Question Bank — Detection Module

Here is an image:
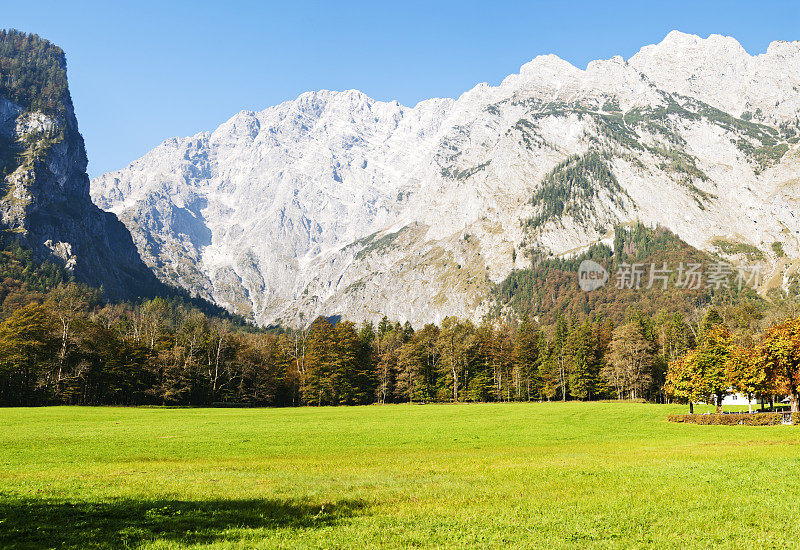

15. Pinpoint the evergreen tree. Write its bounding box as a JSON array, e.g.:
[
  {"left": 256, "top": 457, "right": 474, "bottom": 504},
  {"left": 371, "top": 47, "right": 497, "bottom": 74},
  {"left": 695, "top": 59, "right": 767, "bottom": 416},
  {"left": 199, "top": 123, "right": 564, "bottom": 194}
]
[{"left": 514, "top": 320, "right": 543, "bottom": 400}]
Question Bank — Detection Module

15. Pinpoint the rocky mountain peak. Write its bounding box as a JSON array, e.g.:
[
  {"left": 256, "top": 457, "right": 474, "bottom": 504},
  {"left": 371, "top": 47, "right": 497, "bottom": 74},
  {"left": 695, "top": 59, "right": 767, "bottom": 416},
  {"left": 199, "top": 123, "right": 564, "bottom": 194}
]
[
  {"left": 0, "top": 29, "right": 163, "bottom": 299},
  {"left": 630, "top": 32, "right": 800, "bottom": 121},
  {"left": 91, "top": 31, "right": 800, "bottom": 326}
]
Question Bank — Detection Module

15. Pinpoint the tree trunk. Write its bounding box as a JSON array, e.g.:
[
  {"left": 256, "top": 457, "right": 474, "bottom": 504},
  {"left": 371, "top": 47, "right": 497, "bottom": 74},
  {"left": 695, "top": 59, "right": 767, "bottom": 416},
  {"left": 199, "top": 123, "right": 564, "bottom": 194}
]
[
  {"left": 451, "top": 364, "right": 458, "bottom": 403},
  {"left": 689, "top": 401, "right": 694, "bottom": 414}
]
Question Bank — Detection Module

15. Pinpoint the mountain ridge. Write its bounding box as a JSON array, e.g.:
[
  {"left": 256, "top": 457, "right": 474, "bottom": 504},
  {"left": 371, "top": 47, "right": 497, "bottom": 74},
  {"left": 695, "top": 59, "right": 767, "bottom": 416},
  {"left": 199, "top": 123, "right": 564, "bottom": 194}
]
[
  {"left": 91, "top": 31, "right": 800, "bottom": 327},
  {"left": 0, "top": 29, "right": 165, "bottom": 299}
]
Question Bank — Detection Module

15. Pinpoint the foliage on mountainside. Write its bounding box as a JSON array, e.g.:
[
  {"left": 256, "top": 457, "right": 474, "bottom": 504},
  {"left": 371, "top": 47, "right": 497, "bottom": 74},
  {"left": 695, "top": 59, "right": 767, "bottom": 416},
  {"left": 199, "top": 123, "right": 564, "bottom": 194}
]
[
  {"left": 0, "top": 234, "right": 72, "bottom": 304},
  {"left": 525, "top": 150, "right": 627, "bottom": 231},
  {"left": 0, "top": 131, "right": 16, "bottom": 181},
  {"left": 0, "top": 29, "right": 69, "bottom": 116},
  {"left": 711, "top": 238, "right": 766, "bottom": 261},
  {"left": 2, "top": 217, "right": 799, "bottom": 408},
  {"left": 495, "top": 223, "right": 762, "bottom": 325}
]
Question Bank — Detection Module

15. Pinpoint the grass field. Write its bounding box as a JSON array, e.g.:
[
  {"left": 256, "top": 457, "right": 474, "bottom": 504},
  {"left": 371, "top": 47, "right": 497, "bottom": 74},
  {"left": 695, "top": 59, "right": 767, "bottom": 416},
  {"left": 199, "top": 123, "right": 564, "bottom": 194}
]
[{"left": 1, "top": 402, "right": 799, "bottom": 548}]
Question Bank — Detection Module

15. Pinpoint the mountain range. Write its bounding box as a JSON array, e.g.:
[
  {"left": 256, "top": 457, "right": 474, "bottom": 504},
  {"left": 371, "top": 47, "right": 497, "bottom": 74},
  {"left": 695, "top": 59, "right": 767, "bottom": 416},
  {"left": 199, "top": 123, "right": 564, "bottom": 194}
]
[
  {"left": 6, "top": 30, "right": 800, "bottom": 328},
  {"left": 90, "top": 31, "right": 800, "bottom": 327}
]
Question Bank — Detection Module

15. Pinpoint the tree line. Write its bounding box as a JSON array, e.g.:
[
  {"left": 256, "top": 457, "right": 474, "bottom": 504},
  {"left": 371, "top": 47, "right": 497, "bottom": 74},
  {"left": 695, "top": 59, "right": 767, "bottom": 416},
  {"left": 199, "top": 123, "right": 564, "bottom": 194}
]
[
  {"left": 2, "top": 278, "right": 800, "bottom": 408},
  {"left": 0, "top": 278, "right": 730, "bottom": 407}
]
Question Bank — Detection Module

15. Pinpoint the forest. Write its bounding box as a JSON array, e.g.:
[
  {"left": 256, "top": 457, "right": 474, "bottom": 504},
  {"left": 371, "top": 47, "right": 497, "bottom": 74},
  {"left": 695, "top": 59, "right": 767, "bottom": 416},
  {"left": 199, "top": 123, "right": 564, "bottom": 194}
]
[
  {"left": 0, "top": 222, "right": 798, "bottom": 408},
  {"left": 0, "top": 284, "right": 684, "bottom": 407},
  {"left": 0, "top": 29, "right": 70, "bottom": 116},
  {"left": 496, "top": 223, "right": 761, "bottom": 325},
  {"left": 0, "top": 265, "right": 796, "bottom": 408}
]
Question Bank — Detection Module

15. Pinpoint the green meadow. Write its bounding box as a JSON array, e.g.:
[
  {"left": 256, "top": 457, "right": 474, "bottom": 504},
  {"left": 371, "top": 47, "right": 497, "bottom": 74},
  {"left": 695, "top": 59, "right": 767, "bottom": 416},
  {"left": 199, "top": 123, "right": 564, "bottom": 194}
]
[{"left": 1, "top": 402, "right": 799, "bottom": 548}]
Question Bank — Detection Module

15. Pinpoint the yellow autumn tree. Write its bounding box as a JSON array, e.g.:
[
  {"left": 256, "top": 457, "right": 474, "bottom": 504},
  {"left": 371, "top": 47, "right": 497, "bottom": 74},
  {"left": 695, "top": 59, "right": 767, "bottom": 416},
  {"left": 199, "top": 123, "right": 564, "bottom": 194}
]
[{"left": 758, "top": 317, "right": 800, "bottom": 413}]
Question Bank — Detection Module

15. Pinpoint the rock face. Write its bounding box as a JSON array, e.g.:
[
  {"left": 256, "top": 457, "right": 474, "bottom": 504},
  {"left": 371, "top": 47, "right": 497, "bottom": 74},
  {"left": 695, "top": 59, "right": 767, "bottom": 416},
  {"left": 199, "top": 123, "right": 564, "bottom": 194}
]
[
  {"left": 0, "top": 30, "right": 160, "bottom": 298},
  {"left": 91, "top": 31, "right": 800, "bottom": 326}
]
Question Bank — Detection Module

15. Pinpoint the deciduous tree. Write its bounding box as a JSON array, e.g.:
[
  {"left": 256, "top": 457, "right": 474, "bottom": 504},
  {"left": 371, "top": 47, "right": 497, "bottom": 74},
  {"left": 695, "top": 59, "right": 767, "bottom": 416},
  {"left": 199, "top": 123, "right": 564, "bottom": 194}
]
[{"left": 758, "top": 317, "right": 800, "bottom": 413}]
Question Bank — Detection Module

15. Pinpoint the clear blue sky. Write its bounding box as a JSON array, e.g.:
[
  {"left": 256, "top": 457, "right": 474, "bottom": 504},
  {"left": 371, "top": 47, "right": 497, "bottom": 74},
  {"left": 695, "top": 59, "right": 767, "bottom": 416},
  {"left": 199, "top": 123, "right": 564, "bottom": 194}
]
[{"left": 4, "top": 0, "right": 799, "bottom": 178}]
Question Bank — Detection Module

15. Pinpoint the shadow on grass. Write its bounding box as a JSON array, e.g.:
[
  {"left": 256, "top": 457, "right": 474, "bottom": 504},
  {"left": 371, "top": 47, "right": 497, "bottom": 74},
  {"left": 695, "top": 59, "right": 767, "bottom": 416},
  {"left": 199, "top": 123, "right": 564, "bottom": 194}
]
[{"left": 0, "top": 497, "right": 368, "bottom": 549}]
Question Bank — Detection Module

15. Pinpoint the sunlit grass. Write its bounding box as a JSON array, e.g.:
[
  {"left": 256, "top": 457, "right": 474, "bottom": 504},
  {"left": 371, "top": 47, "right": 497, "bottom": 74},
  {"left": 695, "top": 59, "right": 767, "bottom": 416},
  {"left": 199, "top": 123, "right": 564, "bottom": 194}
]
[{"left": 1, "top": 402, "right": 798, "bottom": 548}]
